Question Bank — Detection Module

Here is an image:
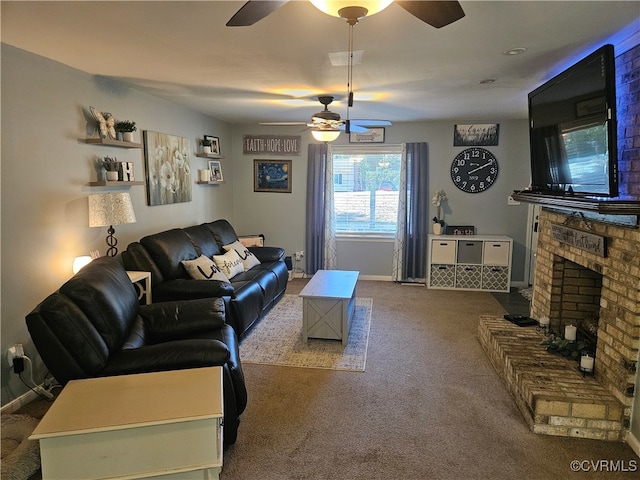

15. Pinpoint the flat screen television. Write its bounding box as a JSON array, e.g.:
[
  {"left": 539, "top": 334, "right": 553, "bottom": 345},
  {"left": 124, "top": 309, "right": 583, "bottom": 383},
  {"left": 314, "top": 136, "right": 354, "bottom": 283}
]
[{"left": 528, "top": 44, "right": 618, "bottom": 198}]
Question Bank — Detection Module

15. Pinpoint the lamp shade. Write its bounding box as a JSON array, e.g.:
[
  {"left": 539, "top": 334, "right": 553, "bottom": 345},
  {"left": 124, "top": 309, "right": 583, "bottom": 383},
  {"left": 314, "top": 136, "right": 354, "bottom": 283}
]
[
  {"left": 72, "top": 256, "right": 93, "bottom": 274},
  {"left": 311, "top": 129, "right": 341, "bottom": 142},
  {"left": 88, "top": 192, "right": 136, "bottom": 227},
  {"left": 310, "top": 0, "right": 393, "bottom": 18}
]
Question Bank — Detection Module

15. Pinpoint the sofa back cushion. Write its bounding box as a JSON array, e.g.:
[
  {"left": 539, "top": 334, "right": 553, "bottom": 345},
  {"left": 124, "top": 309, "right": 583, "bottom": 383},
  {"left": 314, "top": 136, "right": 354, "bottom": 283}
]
[
  {"left": 207, "top": 219, "right": 239, "bottom": 248},
  {"left": 140, "top": 228, "right": 199, "bottom": 280},
  {"left": 184, "top": 224, "right": 223, "bottom": 258}
]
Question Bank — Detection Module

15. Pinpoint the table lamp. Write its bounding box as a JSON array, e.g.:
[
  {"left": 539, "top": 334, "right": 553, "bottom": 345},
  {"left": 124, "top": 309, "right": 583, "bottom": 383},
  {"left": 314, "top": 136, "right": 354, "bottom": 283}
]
[{"left": 88, "top": 192, "right": 137, "bottom": 257}]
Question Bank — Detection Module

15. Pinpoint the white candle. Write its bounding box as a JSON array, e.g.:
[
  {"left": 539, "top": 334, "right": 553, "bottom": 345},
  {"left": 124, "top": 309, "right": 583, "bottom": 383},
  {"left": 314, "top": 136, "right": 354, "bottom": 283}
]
[
  {"left": 565, "top": 324, "right": 577, "bottom": 341},
  {"left": 539, "top": 316, "right": 550, "bottom": 326},
  {"left": 580, "top": 355, "right": 594, "bottom": 372}
]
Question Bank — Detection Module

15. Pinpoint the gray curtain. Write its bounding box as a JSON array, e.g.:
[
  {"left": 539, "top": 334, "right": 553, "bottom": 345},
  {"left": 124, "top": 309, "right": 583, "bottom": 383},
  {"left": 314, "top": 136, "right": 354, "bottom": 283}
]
[
  {"left": 397, "top": 142, "right": 430, "bottom": 282},
  {"left": 305, "top": 143, "right": 328, "bottom": 274}
]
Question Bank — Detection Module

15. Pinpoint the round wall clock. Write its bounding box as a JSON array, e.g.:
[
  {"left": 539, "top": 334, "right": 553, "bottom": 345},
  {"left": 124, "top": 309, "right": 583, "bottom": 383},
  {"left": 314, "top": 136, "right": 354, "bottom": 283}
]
[{"left": 450, "top": 147, "right": 499, "bottom": 193}]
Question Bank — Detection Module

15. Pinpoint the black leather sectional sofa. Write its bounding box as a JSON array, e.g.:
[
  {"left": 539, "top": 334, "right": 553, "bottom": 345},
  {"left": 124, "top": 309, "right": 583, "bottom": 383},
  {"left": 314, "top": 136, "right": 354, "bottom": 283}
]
[{"left": 122, "top": 219, "right": 289, "bottom": 339}]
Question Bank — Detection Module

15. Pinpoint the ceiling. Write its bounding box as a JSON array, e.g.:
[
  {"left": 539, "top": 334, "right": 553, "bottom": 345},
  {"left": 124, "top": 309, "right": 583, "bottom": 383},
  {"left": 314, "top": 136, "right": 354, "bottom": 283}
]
[{"left": 2, "top": 1, "right": 639, "bottom": 126}]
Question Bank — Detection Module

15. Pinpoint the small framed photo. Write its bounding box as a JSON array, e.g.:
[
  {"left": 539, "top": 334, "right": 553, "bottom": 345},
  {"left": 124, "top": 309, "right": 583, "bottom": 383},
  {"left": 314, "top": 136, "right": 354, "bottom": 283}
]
[
  {"left": 254, "top": 159, "right": 291, "bottom": 193},
  {"left": 204, "top": 135, "right": 221, "bottom": 156},
  {"left": 454, "top": 124, "right": 499, "bottom": 146},
  {"left": 208, "top": 160, "right": 223, "bottom": 183},
  {"left": 349, "top": 127, "right": 385, "bottom": 143}
]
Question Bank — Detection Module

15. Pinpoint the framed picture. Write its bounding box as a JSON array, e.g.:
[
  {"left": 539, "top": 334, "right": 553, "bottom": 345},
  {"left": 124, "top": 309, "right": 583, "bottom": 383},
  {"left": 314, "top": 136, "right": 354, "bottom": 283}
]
[
  {"left": 349, "top": 127, "right": 385, "bottom": 143},
  {"left": 208, "top": 160, "right": 223, "bottom": 183},
  {"left": 453, "top": 124, "right": 499, "bottom": 146},
  {"left": 254, "top": 159, "right": 291, "bottom": 193},
  {"left": 204, "top": 135, "right": 220, "bottom": 156},
  {"left": 143, "top": 130, "right": 192, "bottom": 206}
]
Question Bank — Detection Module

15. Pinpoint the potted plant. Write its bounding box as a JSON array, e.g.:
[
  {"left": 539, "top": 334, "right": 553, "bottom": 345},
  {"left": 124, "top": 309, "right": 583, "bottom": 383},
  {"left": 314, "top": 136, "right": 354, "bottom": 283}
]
[
  {"left": 115, "top": 120, "right": 137, "bottom": 142},
  {"left": 102, "top": 156, "right": 121, "bottom": 181},
  {"left": 201, "top": 138, "right": 213, "bottom": 155},
  {"left": 431, "top": 189, "right": 447, "bottom": 235}
]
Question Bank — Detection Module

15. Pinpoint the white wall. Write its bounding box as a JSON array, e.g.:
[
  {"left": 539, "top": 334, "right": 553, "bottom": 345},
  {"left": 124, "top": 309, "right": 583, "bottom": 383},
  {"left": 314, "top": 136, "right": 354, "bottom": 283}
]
[{"left": 1, "top": 45, "right": 234, "bottom": 405}]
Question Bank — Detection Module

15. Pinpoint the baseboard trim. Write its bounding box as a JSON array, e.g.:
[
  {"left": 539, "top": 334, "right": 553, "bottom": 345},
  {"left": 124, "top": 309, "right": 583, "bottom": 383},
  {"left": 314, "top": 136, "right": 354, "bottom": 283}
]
[{"left": 1, "top": 388, "right": 42, "bottom": 414}]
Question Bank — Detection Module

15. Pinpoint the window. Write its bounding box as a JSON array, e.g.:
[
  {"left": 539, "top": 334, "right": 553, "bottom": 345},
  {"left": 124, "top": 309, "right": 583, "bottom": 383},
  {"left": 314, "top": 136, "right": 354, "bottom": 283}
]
[{"left": 331, "top": 145, "right": 403, "bottom": 235}]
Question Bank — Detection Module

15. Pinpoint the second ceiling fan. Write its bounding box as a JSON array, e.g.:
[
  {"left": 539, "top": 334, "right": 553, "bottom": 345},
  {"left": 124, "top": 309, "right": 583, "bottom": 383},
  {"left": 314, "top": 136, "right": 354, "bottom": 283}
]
[{"left": 260, "top": 95, "right": 390, "bottom": 137}]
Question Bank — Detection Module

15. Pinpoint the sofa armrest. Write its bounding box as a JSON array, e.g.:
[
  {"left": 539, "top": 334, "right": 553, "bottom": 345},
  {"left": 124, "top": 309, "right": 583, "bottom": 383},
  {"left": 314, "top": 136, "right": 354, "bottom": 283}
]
[
  {"left": 139, "top": 297, "right": 226, "bottom": 342},
  {"left": 153, "top": 278, "right": 235, "bottom": 302},
  {"left": 249, "top": 246, "right": 285, "bottom": 263},
  {"left": 102, "top": 338, "right": 230, "bottom": 376}
]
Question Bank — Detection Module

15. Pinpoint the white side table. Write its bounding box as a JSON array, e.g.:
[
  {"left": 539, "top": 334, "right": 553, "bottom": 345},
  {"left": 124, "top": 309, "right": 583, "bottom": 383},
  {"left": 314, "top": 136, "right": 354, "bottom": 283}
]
[
  {"left": 127, "top": 270, "right": 152, "bottom": 304},
  {"left": 30, "top": 367, "right": 224, "bottom": 480}
]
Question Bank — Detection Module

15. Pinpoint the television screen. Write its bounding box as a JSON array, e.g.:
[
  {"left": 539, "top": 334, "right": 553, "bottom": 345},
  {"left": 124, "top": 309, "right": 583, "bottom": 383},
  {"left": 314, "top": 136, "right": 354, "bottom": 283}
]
[{"left": 528, "top": 44, "right": 618, "bottom": 198}]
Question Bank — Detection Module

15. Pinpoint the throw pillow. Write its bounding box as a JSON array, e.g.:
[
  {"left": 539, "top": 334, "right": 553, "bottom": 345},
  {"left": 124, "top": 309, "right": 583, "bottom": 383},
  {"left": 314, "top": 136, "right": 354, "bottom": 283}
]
[
  {"left": 213, "top": 249, "right": 245, "bottom": 279},
  {"left": 223, "top": 240, "right": 261, "bottom": 271},
  {"left": 238, "top": 235, "right": 264, "bottom": 247},
  {"left": 181, "top": 255, "right": 230, "bottom": 282}
]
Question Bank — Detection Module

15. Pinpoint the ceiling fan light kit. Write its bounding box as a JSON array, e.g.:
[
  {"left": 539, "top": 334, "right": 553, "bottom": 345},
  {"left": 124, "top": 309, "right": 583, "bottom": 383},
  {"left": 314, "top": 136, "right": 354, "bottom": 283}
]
[
  {"left": 310, "top": 1, "right": 393, "bottom": 20},
  {"left": 311, "top": 129, "right": 342, "bottom": 142}
]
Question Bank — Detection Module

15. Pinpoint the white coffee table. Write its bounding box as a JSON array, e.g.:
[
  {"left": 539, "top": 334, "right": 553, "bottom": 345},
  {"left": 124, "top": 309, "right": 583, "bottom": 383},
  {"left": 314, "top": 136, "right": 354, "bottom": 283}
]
[
  {"left": 30, "top": 367, "right": 223, "bottom": 480},
  {"left": 299, "top": 270, "right": 359, "bottom": 345}
]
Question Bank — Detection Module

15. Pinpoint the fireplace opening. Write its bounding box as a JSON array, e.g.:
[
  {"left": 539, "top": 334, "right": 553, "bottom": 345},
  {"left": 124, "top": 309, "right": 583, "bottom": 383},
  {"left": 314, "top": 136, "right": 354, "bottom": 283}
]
[{"left": 549, "top": 256, "right": 602, "bottom": 352}]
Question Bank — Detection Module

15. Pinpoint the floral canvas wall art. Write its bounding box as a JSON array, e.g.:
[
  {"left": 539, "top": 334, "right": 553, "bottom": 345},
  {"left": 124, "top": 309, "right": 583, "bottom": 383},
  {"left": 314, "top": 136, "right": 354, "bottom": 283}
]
[{"left": 143, "top": 131, "right": 192, "bottom": 206}]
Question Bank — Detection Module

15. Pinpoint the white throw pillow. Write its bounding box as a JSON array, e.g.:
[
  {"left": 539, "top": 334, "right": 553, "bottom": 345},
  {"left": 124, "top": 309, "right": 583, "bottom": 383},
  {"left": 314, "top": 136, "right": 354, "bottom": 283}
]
[
  {"left": 213, "top": 249, "right": 245, "bottom": 279},
  {"left": 223, "top": 240, "right": 261, "bottom": 271},
  {"left": 181, "top": 255, "right": 230, "bottom": 282}
]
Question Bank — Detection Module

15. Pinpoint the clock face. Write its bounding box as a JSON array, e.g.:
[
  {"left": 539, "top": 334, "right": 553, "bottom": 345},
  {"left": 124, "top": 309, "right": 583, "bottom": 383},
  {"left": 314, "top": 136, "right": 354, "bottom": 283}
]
[{"left": 450, "top": 147, "right": 499, "bottom": 193}]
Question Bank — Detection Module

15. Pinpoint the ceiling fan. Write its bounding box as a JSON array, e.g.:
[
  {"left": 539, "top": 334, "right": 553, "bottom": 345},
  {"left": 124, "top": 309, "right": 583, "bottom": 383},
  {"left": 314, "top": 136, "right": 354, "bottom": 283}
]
[
  {"left": 260, "top": 95, "right": 390, "bottom": 136},
  {"left": 226, "top": 1, "right": 465, "bottom": 29}
]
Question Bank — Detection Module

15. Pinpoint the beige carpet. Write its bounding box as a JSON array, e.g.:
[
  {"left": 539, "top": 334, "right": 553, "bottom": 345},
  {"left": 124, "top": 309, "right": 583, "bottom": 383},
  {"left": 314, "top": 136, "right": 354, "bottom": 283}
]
[
  {"left": 222, "top": 279, "right": 638, "bottom": 480},
  {"left": 240, "top": 295, "right": 373, "bottom": 371}
]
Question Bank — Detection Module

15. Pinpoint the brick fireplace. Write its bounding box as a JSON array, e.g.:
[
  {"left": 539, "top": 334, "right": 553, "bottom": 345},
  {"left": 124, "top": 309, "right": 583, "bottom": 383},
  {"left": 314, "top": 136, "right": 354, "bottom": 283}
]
[
  {"left": 531, "top": 209, "right": 640, "bottom": 412},
  {"left": 479, "top": 209, "right": 638, "bottom": 441},
  {"left": 530, "top": 209, "right": 640, "bottom": 424}
]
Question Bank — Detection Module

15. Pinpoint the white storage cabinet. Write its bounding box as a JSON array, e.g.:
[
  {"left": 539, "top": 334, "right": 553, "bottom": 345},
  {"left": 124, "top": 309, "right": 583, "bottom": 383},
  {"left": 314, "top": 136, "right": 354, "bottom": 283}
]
[{"left": 427, "top": 234, "right": 513, "bottom": 292}]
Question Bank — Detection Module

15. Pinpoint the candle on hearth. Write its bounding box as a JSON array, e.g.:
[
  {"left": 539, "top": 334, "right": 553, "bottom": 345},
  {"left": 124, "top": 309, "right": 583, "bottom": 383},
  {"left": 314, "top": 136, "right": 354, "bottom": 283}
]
[
  {"left": 539, "top": 316, "right": 550, "bottom": 327},
  {"left": 565, "top": 324, "right": 577, "bottom": 341},
  {"left": 580, "top": 354, "right": 594, "bottom": 372}
]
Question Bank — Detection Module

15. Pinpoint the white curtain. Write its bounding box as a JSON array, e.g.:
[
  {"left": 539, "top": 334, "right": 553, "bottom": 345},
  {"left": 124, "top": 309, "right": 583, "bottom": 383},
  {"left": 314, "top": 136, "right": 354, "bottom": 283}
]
[
  {"left": 392, "top": 144, "right": 408, "bottom": 281},
  {"left": 323, "top": 145, "right": 337, "bottom": 270}
]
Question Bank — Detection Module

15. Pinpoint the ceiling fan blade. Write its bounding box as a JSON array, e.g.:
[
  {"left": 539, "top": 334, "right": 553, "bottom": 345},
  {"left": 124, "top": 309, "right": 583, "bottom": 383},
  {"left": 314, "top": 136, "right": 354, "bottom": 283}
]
[
  {"left": 339, "top": 123, "right": 369, "bottom": 133},
  {"left": 226, "top": 1, "right": 289, "bottom": 26},
  {"left": 396, "top": 1, "right": 465, "bottom": 28},
  {"left": 351, "top": 119, "right": 392, "bottom": 127}
]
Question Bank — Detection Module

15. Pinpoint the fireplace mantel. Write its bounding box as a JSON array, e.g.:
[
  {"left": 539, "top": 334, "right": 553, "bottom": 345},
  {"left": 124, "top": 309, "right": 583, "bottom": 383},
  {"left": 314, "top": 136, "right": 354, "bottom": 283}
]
[{"left": 512, "top": 192, "right": 640, "bottom": 216}]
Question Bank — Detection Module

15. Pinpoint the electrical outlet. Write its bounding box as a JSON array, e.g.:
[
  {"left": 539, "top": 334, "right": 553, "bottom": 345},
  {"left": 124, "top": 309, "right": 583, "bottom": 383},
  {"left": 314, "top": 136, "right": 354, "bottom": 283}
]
[{"left": 7, "top": 344, "right": 24, "bottom": 367}]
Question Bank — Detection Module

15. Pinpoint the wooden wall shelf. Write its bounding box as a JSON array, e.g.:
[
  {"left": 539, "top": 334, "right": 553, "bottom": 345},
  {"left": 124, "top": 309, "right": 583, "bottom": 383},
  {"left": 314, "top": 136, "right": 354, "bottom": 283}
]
[
  {"left": 88, "top": 181, "right": 145, "bottom": 187},
  {"left": 195, "top": 153, "right": 224, "bottom": 159},
  {"left": 82, "top": 138, "right": 142, "bottom": 149}
]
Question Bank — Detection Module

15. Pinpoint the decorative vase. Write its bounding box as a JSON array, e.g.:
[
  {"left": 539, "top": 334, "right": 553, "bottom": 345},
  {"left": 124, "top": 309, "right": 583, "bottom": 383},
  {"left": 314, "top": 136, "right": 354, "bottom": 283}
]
[
  {"left": 433, "top": 223, "right": 442, "bottom": 235},
  {"left": 106, "top": 171, "right": 119, "bottom": 181},
  {"left": 123, "top": 132, "right": 134, "bottom": 143},
  {"left": 116, "top": 132, "right": 124, "bottom": 141},
  {"left": 203, "top": 146, "right": 212, "bottom": 155}
]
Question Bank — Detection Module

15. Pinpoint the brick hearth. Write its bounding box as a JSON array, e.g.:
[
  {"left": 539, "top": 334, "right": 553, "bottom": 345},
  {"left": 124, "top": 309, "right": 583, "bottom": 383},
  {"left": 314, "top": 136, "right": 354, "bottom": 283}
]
[{"left": 479, "top": 316, "right": 624, "bottom": 441}]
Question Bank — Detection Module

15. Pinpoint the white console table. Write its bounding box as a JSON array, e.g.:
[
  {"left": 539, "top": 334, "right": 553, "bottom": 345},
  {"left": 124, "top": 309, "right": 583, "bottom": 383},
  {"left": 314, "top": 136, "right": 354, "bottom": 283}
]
[{"left": 427, "top": 234, "right": 513, "bottom": 293}]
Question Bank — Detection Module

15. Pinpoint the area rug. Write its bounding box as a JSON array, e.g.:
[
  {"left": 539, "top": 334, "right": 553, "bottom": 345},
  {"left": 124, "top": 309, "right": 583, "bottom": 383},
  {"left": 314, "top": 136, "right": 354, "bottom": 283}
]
[{"left": 239, "top": 295, "right": 373, "bottom": 372}]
